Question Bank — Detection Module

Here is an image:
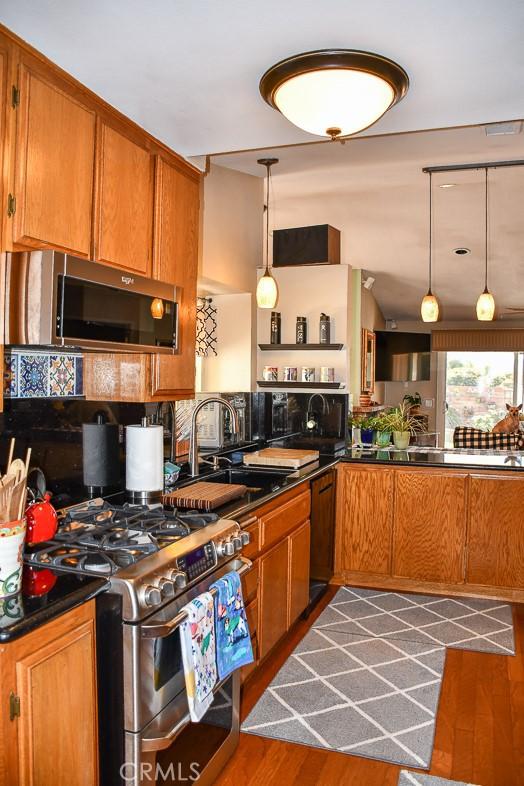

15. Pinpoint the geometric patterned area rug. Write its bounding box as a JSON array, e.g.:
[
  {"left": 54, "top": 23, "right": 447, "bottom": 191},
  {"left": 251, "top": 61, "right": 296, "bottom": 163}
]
[
  {"left": 399, "top": 771, "right": 480, "bottom": 785},
  {"left": 313, "top": 587, "right": 515, "bottom": 655},
  {"left": 242, "top": 586, "right": 515, "bottom": 769}
]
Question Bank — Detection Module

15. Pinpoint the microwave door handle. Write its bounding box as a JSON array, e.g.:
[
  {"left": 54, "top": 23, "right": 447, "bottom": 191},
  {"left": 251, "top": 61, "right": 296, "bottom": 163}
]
[{"left": 140, "top": 557, "right": 253, "bottom": 639}]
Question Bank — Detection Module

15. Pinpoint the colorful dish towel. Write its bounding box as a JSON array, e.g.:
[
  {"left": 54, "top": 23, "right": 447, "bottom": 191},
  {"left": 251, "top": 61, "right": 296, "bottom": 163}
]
[
  {"left": 211, "top": 571, "right": 254, "bottom": 680},
  {"left": 179, "top": 592, "right": 217, "bottom": 722}
]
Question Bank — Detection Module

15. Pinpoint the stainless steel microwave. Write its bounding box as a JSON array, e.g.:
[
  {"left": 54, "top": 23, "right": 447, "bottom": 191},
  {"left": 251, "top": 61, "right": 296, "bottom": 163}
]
[{"left": 4, "top": 251, "right": 179, "bottom": 353}]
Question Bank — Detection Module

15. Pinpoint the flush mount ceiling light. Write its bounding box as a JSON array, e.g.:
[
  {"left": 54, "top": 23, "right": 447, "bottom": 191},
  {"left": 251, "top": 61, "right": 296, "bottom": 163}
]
[
  {"left": 420, "top": 171, "right": 440, "bottom": 323},
  {"left": 256, "top": 157, "right": 279, "bottom": 309},
  {"left": 259, "top": 49, "right": 409, "bottom": 140}
]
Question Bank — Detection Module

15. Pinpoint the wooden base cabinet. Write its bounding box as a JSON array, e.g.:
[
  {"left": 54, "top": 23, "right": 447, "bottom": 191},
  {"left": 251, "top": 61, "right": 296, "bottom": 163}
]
[
  {"left": 335, "top": 465, "right": 393, "bottom": 575},
  {"left": 392, "top": 471, "right": 467, "bottom": 583},
  {"left": 239, "top": 486, "right": 312, "bottom": 671},
  {"left": 467, "top": 474, "right": 524, "bottom": 588},
  {"left": 259, "top": 538, "right": 290, "bottom": 658},
  {"left": 0, "top": 601, "right": 98, "bottom": 786},
  {"left": 335, "top": 462, "right": 524, "bottom": 600}
]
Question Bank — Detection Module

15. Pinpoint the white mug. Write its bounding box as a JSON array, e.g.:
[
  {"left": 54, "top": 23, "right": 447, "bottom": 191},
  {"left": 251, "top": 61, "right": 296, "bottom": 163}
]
[
  {"left": 320, "top": 367, "right": 335, "bottom": 383},
  {"left": 301, "top": 367, "right": 316, "bottom": 382}
]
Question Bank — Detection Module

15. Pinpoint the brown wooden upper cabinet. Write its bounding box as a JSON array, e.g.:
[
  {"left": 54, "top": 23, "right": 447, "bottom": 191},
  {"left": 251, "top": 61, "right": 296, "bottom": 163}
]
[
  {"left": 152, "top": 156, "right": 200, "bottom": 396},
  {"left": 94, "top": 121, "right": 154, "bottom": 275},
  {"left": 11, "top": 59, "right": 96, "bottom": 256}
]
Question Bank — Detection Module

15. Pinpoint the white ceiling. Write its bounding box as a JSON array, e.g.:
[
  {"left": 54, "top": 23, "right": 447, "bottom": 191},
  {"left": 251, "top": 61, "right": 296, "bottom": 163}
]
[
  {"left": 2, "top": 0, "right": 524, "bottom": 157},
  {"left": 212, "top": 124, "right": 524, "bottom": 321}
]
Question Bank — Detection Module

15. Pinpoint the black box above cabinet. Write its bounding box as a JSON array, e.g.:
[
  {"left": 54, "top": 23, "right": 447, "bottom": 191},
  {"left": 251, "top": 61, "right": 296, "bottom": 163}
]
[{"left": 273, "top": 224, "right": 340, "bottom": 267}]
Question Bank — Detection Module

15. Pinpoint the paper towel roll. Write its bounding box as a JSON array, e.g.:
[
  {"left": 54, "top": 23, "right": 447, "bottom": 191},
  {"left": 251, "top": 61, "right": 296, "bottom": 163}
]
[{"left": 125, "top": 423, "right": 164, "bottom": 493}]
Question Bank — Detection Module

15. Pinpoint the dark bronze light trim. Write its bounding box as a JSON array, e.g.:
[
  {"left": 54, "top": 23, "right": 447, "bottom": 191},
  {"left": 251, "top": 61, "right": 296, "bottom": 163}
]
[{"left": 260, "top": 49, "right": 409, "bottom": 120}]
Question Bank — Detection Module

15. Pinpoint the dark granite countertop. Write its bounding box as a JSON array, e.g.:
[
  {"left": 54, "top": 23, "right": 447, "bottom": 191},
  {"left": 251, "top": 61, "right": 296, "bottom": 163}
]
[
  {"left": 0, "top": 568, "right": 108, "bottom": 643},
  {"left": 338, "top": 446, "right": 524, "bottom": 472}
]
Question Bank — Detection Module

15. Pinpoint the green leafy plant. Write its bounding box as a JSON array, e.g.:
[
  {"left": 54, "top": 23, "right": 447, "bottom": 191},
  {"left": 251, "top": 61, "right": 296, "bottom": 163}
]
[
  {"left": 348, "top": 414, "right": 365, "bottom": 429},
  {"left": 359, "top": 416, "right": 376, "bottom": 431},
  {"left": 370, "top": 413, "right": 392, "bottom": 433},
  {"left": 381, "top": 403, "right": 424, "bottom": 435},
  {"left": 402, "top": 392, "right": 422, "bottom": 408}
]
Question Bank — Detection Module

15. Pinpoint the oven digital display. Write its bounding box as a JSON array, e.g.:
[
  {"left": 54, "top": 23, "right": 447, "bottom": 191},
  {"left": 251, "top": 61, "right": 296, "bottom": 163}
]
[{"left": 186, "top": 547, "right": 206, "bottom": 568}]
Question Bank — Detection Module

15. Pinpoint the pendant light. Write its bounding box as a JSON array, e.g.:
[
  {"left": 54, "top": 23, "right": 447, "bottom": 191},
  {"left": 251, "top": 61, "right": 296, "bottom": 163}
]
[
  {"left": 260, "top": 50, "right": 409, "bottom": 141},
  {"left": 421, "top": 171, "right": 439, "bottom": 322},
  {"left": 476, "top": 167, "right": 495, "bottom": 321},
  {"left": 256, "top": 158, "right": 279, "bottom": 309}
]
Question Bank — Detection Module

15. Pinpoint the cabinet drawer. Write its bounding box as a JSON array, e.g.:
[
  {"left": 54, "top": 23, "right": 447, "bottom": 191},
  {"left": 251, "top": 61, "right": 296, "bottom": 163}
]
[
  {"left": 241, "top": 520, "right": 261, "bottom": 560},
  {"left": 241, "top": 559, "right": 259, "bottom": 604},
  {"left": 260, "top": 490, "right": 311, "bottom": 551}
]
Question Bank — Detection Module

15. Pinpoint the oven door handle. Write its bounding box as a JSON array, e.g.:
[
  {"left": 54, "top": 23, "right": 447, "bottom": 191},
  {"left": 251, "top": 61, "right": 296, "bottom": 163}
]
[
  {"left": 141, "top": 713, "right": 189, "bottom": 753},
  {"left": 140, "top": 557, "right": 253, "bottom": 639}
]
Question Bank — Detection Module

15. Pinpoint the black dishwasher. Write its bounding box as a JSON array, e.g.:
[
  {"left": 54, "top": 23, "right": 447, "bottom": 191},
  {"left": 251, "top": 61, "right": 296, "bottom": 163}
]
[{"left": 305, "top": 469, "right": 336, "bottom": 615}]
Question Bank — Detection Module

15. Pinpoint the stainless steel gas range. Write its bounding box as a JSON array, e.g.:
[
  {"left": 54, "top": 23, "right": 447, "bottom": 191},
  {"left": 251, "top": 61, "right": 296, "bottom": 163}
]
[{"left": 25, "top": 499, "right": 252, "bottom": 786}]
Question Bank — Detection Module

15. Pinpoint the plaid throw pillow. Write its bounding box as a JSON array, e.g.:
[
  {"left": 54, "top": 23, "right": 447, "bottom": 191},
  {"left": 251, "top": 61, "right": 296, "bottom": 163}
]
[{"left": 453, "top": 426, "right": 522, "bottom": 450}]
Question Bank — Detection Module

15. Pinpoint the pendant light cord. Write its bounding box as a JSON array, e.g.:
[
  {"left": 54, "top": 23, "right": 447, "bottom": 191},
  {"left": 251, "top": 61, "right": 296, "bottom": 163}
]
[
  {"left": 265, "top": 163, "right": 271, "bottom": 274},
  {"left": 484, "top": 167, "right": 488, "bottom": 291},
  {"left": 428, "top": 171, "right": 433, "bottom": 292}
]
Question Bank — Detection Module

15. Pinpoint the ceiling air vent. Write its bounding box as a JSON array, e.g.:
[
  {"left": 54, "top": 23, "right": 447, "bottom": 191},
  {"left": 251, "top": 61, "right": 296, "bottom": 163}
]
[{"left": 485, "top": 122, "right": 522, "bottom": 136}]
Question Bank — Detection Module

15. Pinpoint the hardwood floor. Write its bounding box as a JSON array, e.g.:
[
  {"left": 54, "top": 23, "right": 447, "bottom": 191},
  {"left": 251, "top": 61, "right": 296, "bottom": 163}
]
[{"left": 215, "top": 587, "right": 524, "bottom": 786}]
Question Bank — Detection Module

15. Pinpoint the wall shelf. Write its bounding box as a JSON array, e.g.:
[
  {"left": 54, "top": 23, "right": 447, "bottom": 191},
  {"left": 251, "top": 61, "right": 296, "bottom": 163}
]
[
  {"left": 258, "top": 343, "right": 344, "bottom": 351},
  {"left": 257, "top": 381, "right": 344, "bottom": 389}
]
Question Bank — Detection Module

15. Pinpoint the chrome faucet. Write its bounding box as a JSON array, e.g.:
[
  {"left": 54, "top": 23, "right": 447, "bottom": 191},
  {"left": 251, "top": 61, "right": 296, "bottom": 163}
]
[{"left": 189, "top": 397, "right": 240, "bottom": 477}]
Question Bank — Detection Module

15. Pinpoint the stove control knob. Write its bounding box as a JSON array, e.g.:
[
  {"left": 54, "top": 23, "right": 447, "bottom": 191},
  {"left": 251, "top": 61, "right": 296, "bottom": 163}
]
[
  {"left": 217, "top": 539, "right": 235, "bottom": 558},
  {"left": 232, "top": 536, "right": 242, "bottom": 552},
  {"left": 240, "top": 531, "right": 250, "bottom": 546},
  {"left": 158, "top": 579, "right": 175, "bottom": 598},
  {"left": 169, "top": 570, "right": 187, "bottom": 589},
  {"left": 143, "top": 585, "right": 162, "bottom": 607}
]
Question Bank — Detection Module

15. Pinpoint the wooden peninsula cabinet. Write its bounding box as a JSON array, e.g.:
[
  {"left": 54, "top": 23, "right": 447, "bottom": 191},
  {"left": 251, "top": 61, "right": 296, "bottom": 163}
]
[
  {"left": 0, "top": 601, "right": 98, "bottom": 786},
  {"left": 335, "top": 462, "right": 524, "bottom": 602}
]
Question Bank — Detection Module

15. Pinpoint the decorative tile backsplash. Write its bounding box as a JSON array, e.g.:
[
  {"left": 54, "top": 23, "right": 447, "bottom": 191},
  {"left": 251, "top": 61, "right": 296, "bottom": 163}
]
[{"left": 3, "top": 351, "right": 84, "bottom": 399}]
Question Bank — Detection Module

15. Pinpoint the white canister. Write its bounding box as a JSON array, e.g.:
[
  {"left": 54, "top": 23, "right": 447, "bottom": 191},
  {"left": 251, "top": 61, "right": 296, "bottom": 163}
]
[
  {"left": 320, "top": 367, "right": 335, "bottom": 383},
  {"left": 126, "top": 421, "right": 164, "bottom": 500},
  {"left": 263, "top": 366, "right": 278, "bottom": 382},
  {"left": 0, "top": 520, "right": 26, "bottom": 598},
  {"left": 0, "top": 593, "right": 24, "bottom": 628},
  {"left": 301, "top": 367, "right": 316, "bottom": 383}
]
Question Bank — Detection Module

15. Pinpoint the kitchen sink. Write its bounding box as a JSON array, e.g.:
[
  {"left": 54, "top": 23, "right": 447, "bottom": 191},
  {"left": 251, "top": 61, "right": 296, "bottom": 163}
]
[{"left": 198, "top": 467, "right": 292, "bottom": 490}]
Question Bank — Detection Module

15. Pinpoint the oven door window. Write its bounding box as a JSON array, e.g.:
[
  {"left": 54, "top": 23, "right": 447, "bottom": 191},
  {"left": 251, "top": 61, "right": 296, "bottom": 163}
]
[
  {"left": 59, "top": 275, "right": 176, "bottom": 348},
  {"left": 154, "top": 628, "right": 183, "bottom": 692}
]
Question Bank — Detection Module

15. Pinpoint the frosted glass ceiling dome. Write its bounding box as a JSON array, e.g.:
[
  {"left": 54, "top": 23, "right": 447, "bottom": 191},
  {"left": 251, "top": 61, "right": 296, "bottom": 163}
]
[{"left": 260, "top": 49, "right": 409, "bottom": 140}]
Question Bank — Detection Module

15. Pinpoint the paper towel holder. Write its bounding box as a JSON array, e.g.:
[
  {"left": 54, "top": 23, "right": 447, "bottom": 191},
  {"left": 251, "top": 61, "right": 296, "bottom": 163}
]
[{"left": 125, "top": 418, "right": 164, "bottom": 504}]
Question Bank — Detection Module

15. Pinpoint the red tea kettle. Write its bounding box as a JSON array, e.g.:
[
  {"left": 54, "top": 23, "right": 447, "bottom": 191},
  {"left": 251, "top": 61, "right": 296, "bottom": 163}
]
[{"left": 25, "top": 469, "right": 58, "bottom": 544}]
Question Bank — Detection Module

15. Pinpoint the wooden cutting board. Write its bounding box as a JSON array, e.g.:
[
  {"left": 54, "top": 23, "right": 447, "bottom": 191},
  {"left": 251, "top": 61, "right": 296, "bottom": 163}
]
[
  {"left": 163, "top": 481, "right": 247, "bottom": 511},
  {"left": 243, "top": 448, "right": 319, "bottom": 469}
]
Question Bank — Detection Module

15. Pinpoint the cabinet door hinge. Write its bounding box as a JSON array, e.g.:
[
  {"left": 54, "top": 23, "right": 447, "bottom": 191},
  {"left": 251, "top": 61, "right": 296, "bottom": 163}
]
[
  {"left": 11, "top": 85, "right": 20, "bottom": 109},
  {"left": 9, "top": 692, "right": 20, "bottom": 721},
  {"left": 7, "top": 193, "right": 16, "bottom": 218}
]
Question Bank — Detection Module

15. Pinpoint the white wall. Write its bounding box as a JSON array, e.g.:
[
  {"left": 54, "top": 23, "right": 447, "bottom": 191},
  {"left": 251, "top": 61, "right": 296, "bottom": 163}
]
[
  {"left": 200, "top": 163, "right": 263, "bottom": 295},
  {"left": 257, "top": 265, "right": 351, "bottom": 392},
  {"left": 198, "top": 293, "right": 253, "bottom": 392}
]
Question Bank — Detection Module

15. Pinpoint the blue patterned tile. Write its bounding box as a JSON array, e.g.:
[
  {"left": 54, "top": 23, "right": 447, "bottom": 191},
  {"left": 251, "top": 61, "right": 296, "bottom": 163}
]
[
  {"left": 4, "top": 351, "right": 84, "bottom": 399},
  {"left": 49, "top": 355, "right": 76, "bottom": 396},
  {"left": 3, "top": 353, "right": 18, "bottom": 397},
  {"left": 19, "top": 354, "right": 49, "bottom": 397}
]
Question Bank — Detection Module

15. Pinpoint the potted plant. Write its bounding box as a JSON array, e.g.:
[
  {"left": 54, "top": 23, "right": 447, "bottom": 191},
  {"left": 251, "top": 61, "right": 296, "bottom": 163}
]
[
  {"left": 372, "top": 413, "right": 392, "bottom": 447},
  {"left": 381, "top": 403, "right": 421, "bottom": 450},
  {"left": 348, "top": 414, "right": 364, "bottom": 445},
  {"left": 403, "top": 392, "right": 422, "bottom": 416},
  {"left": 359, "top": 416, "right": 375, "bottom": 445}
]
